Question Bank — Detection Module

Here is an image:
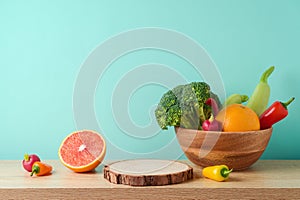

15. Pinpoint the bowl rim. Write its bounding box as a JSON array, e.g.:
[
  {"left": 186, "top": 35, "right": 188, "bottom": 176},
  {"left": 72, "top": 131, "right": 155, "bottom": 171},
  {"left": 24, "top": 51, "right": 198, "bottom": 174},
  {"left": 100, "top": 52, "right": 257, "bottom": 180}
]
[{"left": 174, "top": 126, "right": 273, "bottom": 134}]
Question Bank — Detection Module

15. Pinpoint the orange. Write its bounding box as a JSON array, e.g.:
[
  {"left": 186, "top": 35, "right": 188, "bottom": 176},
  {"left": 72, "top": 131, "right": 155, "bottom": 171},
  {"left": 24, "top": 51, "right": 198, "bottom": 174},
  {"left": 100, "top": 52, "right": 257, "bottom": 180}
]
[
  {"left": 58, "top": 130, "right": 106, "bottom": 172},
  {"left": 215, "top": 104, "right": 260, "bottom": 132}
]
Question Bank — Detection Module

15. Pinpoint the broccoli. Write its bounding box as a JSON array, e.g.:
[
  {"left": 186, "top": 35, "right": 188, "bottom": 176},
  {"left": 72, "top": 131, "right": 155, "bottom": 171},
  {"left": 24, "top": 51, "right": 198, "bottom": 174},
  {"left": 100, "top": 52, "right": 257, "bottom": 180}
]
[{"left": 155, "top": 82, "right": 221, "bottom": 130}]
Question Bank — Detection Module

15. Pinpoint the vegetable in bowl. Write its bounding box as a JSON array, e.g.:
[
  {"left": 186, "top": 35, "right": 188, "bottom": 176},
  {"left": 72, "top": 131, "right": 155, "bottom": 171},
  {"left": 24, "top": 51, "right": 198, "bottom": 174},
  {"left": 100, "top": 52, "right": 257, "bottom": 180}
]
[{"left": 155, "top": 82, "right": 221, "bottom": 130}]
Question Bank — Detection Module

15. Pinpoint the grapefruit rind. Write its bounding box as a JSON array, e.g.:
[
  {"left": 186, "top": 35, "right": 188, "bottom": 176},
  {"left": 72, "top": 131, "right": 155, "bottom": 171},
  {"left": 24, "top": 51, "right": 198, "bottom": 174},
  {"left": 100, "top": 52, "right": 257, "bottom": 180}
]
[{"left": 58, "top": 130, "right": 106, "bottom": 173}]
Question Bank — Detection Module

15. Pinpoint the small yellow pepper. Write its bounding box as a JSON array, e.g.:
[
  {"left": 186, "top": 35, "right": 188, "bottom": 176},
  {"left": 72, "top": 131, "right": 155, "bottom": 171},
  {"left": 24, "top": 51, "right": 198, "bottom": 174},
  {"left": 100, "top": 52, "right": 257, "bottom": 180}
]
[{"left": 202, "top": 165, "right": 232, "bottom": 182}]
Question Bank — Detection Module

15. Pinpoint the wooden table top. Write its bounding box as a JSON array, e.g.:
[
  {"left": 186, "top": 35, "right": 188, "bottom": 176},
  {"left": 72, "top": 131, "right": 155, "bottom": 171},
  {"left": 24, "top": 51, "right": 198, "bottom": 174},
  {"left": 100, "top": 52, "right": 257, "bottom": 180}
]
[{"left": 1, "top": 160, "right": 299, "bottom": 199}]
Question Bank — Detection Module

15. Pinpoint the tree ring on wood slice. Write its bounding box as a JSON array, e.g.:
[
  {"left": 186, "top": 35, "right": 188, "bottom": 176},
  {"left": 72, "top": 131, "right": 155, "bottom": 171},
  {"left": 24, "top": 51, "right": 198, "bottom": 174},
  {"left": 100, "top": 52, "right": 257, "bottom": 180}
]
[{"left": 103, "top": 159, "right": 193, "bottom": 186}]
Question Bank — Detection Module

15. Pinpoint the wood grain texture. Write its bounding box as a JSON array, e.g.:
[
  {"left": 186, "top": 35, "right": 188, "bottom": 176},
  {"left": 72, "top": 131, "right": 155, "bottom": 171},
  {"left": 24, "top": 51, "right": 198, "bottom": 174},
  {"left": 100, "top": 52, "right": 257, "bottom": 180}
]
[
  {"left": 1, "top": 160, "right": 300, "bottom": 199},
  {"left": 103, "top": 159, "right": 193, "bottom": 186},
  {"left": 175, "top": 127, "right": 273, "bottom": 170},
  {"left": 1, "top": 188, "right": 300, "bottom": 200}
]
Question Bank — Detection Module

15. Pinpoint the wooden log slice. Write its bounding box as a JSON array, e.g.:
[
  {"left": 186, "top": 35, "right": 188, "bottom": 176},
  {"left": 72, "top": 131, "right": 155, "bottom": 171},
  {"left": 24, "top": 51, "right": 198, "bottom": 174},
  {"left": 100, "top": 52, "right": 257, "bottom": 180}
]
[{"left": 103, "top": 159, "right": 193, "bottom": 186}]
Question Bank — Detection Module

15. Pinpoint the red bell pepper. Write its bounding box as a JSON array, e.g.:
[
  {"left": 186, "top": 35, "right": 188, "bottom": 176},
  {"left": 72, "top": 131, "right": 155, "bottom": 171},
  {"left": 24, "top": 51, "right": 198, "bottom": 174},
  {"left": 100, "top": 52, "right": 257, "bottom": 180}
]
[{"left": 259, "top": 97, "right": 295, "bottom": 129}]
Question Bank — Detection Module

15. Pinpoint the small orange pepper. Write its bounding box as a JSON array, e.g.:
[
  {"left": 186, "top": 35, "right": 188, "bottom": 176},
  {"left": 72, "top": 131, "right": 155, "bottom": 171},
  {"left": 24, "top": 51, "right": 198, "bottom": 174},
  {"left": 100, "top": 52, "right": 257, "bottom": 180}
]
[{"left": 30, "top": 162, "right": 53, "bottom": 176}]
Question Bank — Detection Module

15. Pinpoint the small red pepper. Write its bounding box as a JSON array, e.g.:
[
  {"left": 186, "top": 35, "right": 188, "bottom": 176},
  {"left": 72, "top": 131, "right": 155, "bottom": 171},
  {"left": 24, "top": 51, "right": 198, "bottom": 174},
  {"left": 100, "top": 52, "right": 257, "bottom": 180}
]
[{"left": 259, "top": 97, "right": 295, "bottom": 130}]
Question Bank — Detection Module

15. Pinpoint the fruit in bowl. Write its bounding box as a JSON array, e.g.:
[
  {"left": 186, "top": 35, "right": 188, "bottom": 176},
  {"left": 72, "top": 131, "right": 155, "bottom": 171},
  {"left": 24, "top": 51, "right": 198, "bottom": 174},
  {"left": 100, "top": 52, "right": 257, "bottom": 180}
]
[
  {"left": 175, "top": 126, "right": 273, "bottom": 170},
  {"left": 175, "top": 103, "right": 272, "bottom": 170},
  {"left": 155, "top": 67, "right": 294, "bottom": 171}
]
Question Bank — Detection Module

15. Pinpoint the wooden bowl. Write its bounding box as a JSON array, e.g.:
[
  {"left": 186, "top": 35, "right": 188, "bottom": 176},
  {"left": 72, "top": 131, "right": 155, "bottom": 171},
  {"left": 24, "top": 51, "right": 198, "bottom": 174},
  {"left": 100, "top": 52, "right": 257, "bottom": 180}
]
[{"left": 175, "top": 127, "right": 272, "bottom": 170}]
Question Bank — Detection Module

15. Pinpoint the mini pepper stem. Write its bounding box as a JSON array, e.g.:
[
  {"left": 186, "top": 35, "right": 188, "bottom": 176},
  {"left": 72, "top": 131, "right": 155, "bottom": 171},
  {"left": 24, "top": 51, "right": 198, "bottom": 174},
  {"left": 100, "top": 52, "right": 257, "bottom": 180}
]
[
  {"left": 30, "top": 165, "right": 40, "bottom": 176},
  {"left": 221, "top": 168, "right": 233, "bottom": 178},
  {"left": 281, "top": 97, "right": 295, "bottom": 109}
]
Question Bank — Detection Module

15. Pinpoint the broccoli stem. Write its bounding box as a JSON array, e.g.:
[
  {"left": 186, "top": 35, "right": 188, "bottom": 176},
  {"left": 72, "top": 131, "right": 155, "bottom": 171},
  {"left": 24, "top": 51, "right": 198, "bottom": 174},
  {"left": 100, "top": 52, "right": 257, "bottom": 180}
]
[{"left": 198, "top": 106, "right": 206, "bottom": 125}]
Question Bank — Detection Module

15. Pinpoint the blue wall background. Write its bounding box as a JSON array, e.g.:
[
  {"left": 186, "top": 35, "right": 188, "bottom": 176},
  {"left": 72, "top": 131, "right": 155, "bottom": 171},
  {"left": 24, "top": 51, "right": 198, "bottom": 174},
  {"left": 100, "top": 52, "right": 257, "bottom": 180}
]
[{"left": 1, "top": 0, "right": 299, "bottom": 160}]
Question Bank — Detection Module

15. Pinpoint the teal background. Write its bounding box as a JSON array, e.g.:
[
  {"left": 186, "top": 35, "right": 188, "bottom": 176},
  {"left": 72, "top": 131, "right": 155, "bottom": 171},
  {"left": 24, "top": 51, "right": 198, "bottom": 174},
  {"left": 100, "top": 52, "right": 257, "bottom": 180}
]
[{"left": 1, "top": 0, "right": 299, "bottom": 160}]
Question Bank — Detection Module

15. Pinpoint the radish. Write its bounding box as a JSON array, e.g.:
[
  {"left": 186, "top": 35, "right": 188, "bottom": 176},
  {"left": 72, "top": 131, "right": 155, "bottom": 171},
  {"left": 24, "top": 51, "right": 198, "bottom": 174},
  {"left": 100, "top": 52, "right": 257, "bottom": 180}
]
[{"left": 22, "top": 154, "right": 41, "bottom": 172}]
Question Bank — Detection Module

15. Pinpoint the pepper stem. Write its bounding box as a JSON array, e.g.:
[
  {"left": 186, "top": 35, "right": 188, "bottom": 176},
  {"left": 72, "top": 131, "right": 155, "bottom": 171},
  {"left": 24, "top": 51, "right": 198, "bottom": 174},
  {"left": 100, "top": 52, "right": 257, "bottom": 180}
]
[
  {"left": 221, "top": 168, "right": 233, "bottom": 178},
  {"left": 260, "top": 66, "right": 275, "bottom": 83},
  {"left": 281, "top": 97, "right": 295, "bottom": 109},
  {"left": 24, "top": 154, "right": 29, "bottom": 162},
  {"left": 30, "top": 165, "right": 40, "bottom": 176}
]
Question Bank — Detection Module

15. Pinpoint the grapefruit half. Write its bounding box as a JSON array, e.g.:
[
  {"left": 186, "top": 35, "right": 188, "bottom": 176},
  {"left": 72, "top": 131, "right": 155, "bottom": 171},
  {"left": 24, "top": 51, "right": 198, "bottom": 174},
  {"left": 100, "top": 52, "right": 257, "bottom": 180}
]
[{"left": 58, "top": 130, "right": 106, "bottom": 172}]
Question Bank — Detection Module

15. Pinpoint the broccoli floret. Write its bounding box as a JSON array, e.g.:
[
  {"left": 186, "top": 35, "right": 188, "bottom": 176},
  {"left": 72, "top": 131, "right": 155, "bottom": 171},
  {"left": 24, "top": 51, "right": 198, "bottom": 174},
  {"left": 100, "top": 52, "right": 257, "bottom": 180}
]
[
  {"left": 155, "top": 82, "right": 221, "bottom": 130},
  {"left": 155, "top": 90, "right": 179, "bottom": 129}
]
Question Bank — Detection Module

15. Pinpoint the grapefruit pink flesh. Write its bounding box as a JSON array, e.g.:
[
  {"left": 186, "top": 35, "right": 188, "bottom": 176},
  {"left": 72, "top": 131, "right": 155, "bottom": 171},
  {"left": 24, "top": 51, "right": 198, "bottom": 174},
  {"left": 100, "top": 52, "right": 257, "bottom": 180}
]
[{"left": 59, "top": 130, "right": 106, "bottom": 171}]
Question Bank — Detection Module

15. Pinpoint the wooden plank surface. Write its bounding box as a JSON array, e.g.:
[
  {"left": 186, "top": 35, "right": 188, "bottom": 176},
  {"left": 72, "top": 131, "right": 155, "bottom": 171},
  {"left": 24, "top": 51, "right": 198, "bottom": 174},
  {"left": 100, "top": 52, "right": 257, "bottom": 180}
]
[{"left": 0, "top": 160, "right": 300, "bottom": 199}]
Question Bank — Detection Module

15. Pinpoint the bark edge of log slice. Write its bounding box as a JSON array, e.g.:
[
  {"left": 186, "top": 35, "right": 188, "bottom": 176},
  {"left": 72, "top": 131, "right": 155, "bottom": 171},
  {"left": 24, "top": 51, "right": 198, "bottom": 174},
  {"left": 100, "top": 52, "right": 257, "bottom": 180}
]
[{"left": 103, "top": 159, "right": 193, "bottom": 186}]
